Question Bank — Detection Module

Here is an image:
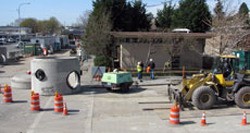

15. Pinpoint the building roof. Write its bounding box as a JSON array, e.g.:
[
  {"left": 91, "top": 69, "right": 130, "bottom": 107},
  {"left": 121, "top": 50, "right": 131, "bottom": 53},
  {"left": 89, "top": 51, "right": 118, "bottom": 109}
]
[
  {"left": 110, "top": 32, "right": 214, "bottom": 39},
  {"left": 0, "top": 26, "right": 31, "bottom": 30}
]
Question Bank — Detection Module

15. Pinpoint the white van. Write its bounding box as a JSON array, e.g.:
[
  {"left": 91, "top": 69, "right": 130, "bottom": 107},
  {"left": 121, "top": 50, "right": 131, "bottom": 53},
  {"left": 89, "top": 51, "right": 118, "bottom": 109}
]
[{"left": 172, "top": 28, "right": 191, "bottom": 33}]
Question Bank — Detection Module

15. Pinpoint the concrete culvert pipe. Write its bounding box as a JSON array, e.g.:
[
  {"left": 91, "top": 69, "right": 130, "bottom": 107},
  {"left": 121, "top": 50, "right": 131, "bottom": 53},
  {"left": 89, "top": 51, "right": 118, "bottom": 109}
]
[
  {"left": 11, "top": 73, "right": 31, "bottom": 90},
  {"left": 31, "top": 56, "right": 81, "bottom": 96}
]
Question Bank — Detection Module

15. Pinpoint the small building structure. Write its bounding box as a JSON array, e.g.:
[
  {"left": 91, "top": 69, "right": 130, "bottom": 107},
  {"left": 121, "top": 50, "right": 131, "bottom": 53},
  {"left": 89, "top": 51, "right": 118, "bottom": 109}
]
[{"left": 111, "top": 32, "right": 213, "bottom": 70}]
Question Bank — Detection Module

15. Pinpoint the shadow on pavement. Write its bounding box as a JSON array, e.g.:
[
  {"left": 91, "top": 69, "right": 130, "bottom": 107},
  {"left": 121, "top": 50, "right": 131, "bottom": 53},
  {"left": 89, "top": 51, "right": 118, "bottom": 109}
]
[
  {"left": 143, "top": 107, "right": 171, "bottom": 111},
  {"left": 68, "top": 109, "right": 80, "bottom": 113},
  {"left": 212, "top": 100, "right": 236, "bottom": 109},
  {"left": 77, "top": 85, "right": 146, "bottom": 95},
  {"left": 41, "top": 108, "right": 54, "bottom": 112},
  {"left": 180, "top": 121, "right": 196, "bottom": 125},
  {"left": 12, "top": 100, "right": 28, "bottom": 104},
  {"left": 4, "top": 60, "right": 24, "bottom": 66},
  {"left": 120, "top": 87, "right": 146, "bottom": 94}
]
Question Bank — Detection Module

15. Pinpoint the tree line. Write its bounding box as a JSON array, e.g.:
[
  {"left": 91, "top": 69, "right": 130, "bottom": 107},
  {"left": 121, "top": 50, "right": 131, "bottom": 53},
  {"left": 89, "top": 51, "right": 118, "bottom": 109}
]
[
  {"left": 82, "top": 0, "right": 250, "bottom": 66},
  {"left": 20, "top": 17, "right": 61, "bottom": 35},
  {"left": 19, "top": 0, "right": 250, "bottom": 65},
  {"left": 20, "top": 0, "right": 250, "bottom": 35}
]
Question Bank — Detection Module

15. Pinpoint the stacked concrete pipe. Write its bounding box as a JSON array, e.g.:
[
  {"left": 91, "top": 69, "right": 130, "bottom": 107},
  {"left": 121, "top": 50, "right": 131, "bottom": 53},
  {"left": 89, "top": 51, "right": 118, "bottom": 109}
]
[
  {"left": 11, "top": 73, "right": 31, "bottom": 90},
  {"left": 31, "top": 56, "right": 81, "bottom": 96}
]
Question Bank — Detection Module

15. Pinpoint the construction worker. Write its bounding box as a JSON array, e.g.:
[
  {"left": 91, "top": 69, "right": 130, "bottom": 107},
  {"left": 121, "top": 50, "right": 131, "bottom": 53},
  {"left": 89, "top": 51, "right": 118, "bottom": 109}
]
[
  {"left": 137, "top": 61, "right": 143, "bottom": 82},
  {"left": 222, "top": 58, "right": 233, "bottom": 79},
  {"left": 77, "top": 47, "right": 83, "bottom": 62},
  {"left": 147, "top": 58, "right": 155, "bottom": 79}
]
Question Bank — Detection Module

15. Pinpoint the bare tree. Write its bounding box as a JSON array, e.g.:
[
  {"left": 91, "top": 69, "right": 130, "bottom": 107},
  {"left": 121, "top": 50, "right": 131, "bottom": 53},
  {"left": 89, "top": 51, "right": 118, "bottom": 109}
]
[
  {"left": 206, "top": 0, "right": 250, "bottom": 55},
  {"left": 145, "top": 34, "right": 202, "bottom": 70},
  {"left": 74, "top": 11, "right": 91, "bottom": 29},
  {"left": 163, "top": 37, "right": 201, "bottom": 69}
]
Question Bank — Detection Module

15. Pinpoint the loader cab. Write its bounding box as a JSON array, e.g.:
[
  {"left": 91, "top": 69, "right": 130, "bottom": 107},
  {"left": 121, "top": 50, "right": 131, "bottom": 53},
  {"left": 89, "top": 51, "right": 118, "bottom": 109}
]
[
  {"left": 212, "top": 55, "right": 239, "bottom": 87},
  {"left": 212, "top": 55, "right": 239, "bottom": 76}
]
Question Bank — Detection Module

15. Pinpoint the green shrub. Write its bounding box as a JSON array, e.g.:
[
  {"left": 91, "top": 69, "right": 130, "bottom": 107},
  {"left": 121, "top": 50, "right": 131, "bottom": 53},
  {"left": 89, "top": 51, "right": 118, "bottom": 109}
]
[{"left": 94, "top": 55, "right": 112, "bottom": 67}]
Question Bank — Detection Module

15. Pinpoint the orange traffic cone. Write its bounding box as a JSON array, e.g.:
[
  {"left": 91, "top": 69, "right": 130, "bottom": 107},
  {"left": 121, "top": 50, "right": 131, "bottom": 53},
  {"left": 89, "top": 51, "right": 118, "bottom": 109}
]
[
  {"left": 169, "top": 102, "right": 180, "bottom": 125},
  {"left": 30, "top": 92, "right": 40, "bottom": 111},
  {"left": 63, "top": 103, "right": 68, "bottom": 116},
  {"left": 241, "top": 111, "right": 247, "bottom": 126},
  {"left": 201, "top": 112, "right": 207, "bottom": 126},
  {"left": 3, "top": 84, "right": 13, "bottom": 103},
  {"left": 54, "top": 92, "right": 63, "bottom": 113}
]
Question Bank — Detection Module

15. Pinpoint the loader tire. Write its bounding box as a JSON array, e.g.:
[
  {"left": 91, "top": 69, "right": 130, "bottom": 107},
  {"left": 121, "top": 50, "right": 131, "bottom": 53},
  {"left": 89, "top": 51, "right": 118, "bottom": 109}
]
[
  {"left": 192, "top": 86, "right": 216, "bottom": 110},
  {"left": 120, "top": 82, "right": 132, "bottom": 93},
  {"left": 235, "top": 86, "right": 250, "bottom": 108}
]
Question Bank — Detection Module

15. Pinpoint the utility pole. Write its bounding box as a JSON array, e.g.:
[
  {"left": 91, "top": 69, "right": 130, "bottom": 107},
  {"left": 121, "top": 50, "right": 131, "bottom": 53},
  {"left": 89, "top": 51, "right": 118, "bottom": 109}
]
[{"left": 17, "top": 2, "right": 30, "bottom": 42}]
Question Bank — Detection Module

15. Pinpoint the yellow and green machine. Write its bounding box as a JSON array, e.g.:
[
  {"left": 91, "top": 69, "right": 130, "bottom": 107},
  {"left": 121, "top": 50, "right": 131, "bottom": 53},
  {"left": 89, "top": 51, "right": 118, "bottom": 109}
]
[
  {"left": 234, "top": 50, "right": 250, "bottom": 72},
  {"left": 101, "top": 71, "right": 133, "bottom": 93},
  {"left": 168, "top": 54, "right": 250, "bottom": 110}
]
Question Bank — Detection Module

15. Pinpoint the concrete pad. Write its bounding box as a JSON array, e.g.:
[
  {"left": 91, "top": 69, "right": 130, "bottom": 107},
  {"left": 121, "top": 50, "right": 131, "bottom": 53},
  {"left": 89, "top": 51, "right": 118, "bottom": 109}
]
[{"left": 1, "top": 51, "right": 250, "bottom": 133}]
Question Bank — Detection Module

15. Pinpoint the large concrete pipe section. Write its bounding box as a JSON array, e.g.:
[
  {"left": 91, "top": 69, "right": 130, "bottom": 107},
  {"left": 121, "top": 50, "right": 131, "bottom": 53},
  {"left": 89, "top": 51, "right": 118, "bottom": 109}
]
[
  {"left": 31, "top": 57, "right": 81, "bottom": 96},
  {"left": 11, "top": 73, "right": 31, "bottom": 90}
]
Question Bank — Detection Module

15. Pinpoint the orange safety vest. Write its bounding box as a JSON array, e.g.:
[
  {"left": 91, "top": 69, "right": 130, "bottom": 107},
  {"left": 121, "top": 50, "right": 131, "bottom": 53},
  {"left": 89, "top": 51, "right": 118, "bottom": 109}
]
[{"left": 146, "top": 66, "right": 150, "bottom": 73}]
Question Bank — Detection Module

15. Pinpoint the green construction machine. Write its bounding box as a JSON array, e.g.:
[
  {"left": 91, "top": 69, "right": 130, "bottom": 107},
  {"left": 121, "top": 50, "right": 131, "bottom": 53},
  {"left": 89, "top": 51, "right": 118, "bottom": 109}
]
[
  {"left": 168, "top": 55, "right": 250, "bottom": 110},
  {"left": 101, "top": 71, "right": 133, "bottom": 93},
  {"left": 234, "top": 50, "right": 250, "bottom": 71}
]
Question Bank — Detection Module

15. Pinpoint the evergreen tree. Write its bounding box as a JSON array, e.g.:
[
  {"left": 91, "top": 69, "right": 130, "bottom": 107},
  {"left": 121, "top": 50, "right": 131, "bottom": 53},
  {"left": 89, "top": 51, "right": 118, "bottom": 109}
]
[
  {"left": 130, "top": 0, "right": 151, "bottom": 31},
  {"left": 172, "top": 0, "right": 211, "bottom": 32},
  {"left": 239, "top": 2, "right": 249, "bottom": 16},
  {"left": 92, "top": 0, "right": 151, "bottom": 31},
  {"left": 155, "top": 1, "right": 175, "bottom": 31},
  {"left": 239, "top": 2, "right": 249, "bottom": 25},
  {"left": 214, "top": 0, "right": 224, "bottom": 19}
]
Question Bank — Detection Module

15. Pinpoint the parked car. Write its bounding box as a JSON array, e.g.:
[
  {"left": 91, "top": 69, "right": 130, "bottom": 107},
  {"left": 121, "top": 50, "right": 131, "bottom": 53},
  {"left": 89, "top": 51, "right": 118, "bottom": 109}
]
[
  {"left": 16, "top": 41, "right": 25, "bottom": 48},
  {"left": 0, "top": 38, "right": 7, "bottom": 45},
  {"left": 7, "top": 38, "right": 15, "bottom": 43}
]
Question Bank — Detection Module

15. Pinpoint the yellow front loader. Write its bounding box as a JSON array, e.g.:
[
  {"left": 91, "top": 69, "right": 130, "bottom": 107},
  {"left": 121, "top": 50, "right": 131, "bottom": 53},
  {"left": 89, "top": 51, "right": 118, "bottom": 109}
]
[{"left": 168, "top": 55, "right": 250, "bottom": 110}]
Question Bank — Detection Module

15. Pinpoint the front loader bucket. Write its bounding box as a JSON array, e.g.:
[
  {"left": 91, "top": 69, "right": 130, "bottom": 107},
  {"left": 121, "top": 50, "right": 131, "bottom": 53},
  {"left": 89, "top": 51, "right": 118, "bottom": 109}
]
[{"left": 167, "top": 84, "right": 185, "bottom": 110}]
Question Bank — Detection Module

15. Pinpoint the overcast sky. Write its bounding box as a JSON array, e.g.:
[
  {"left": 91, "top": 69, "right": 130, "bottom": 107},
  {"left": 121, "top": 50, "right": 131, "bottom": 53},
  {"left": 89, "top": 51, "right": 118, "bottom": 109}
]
[{"left": 0, "top": 0, "right": 249, "bottom": 26}]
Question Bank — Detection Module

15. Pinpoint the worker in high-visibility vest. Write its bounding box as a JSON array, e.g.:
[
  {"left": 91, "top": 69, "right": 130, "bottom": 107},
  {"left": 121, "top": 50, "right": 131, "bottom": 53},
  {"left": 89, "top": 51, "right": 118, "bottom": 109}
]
[{"left": 137, "top": 61, "right": 143, "bottom": 82}]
